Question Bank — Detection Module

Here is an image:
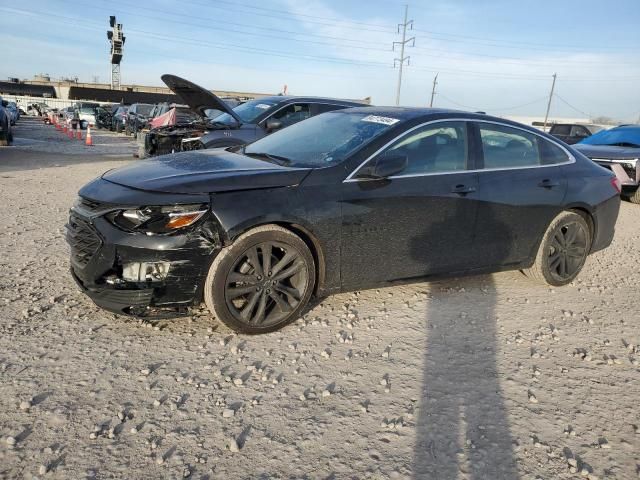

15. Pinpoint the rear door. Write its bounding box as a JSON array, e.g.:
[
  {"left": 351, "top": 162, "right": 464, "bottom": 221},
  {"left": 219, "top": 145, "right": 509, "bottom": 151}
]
[{"left": 471, "top": 121, "right": 569, "bottom": 268}]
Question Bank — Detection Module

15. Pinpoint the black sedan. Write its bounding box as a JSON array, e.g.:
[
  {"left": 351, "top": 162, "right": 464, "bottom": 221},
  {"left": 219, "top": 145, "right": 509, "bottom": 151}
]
[
  {"left": 573, "top": 124, "right": 640, "bottom": 204},
  {"left": 67, "top": 108, "right": 621, "bottom": 333}
]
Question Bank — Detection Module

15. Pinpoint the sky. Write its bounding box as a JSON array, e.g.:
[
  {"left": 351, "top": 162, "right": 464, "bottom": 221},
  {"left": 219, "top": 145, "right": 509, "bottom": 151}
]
[{"left": 1, "top": 0, "right": 639, "bottom": 121}]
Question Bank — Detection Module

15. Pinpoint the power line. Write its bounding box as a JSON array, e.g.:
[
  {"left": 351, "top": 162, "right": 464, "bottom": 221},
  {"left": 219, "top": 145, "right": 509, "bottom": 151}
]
[
  {"left": 437, "top": 93, "right": 548, "bottom": 112},
  {"left": 48, "top": 0, "right": 393, "bottom": 51},
  {"left": 183, "top": 0, "right": 397, "bottom": 32},
  {"left": 554, "top": 93, "right": 593, "bottom": 118},
  {"left": 413, "top": 29, "right": 638, "bottom": 52},
  {"left": 4, "top": 7, "right": 640, "bottom": 84}
]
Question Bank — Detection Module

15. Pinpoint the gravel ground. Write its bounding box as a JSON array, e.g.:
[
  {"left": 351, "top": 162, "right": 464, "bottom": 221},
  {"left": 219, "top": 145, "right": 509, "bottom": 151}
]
[
  {"left": 0, "top": 121, "right": 639, "bottom": 479},
  {"left": 9, "top": 117, "right": 137, "bottom": 156}
]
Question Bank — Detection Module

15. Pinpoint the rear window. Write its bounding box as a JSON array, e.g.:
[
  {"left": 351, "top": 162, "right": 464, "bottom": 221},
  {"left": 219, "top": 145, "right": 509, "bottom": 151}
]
[
  {"left": 136, "top": 105, "right": 153, "bottom": 116},
  {"left": 480, "top": 123, "right": 570, "bottom": 168},
  {"left": 551, "top": 125, "right": 571, "bottom": 135}
]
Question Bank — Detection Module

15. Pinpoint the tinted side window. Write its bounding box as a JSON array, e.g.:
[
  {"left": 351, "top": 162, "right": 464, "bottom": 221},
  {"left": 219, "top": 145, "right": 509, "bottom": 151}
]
[
  {"left": 479, "top": 124, "right": 540, "bottom": 168},
  {"left": 383, "top": 121, "right": 468, "bottom": 175},
  {"left": 539, "top": 138, "right": 571, "bottom": 165},
  {"left": 570, "top": 125, "right": 589, "bottom": 137},
  {"left": 271, "top": 103, "right": 311, "bottom": 127}
]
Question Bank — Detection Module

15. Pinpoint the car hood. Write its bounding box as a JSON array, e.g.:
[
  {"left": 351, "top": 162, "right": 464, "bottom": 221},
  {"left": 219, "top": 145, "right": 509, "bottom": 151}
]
[
  {"left": 102, "top": 149, "right": 311, "bottom": 194},
  {"left": 573, "top": 144, "right": 640, "bottom": 160},
  {"left": 161, "top": 74, "right": 242, "bottom": 124}
]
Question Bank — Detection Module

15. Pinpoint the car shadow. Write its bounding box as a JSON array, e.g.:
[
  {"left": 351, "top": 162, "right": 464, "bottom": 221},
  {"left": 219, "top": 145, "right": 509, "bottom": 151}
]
[{"left": 410, "top": 201, "right": 520, "bottom": 479}]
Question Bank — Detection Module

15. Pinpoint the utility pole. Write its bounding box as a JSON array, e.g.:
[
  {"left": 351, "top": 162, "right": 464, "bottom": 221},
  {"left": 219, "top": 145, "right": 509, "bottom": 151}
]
[
  {"left": 543, "top": 73, "right": 557, "bottom": 131},
  {"left": 429, "top": 73, "right": 438, "bottom": 107},
  {"left": 393, "top": 5, "right": 414, "bottom": 106}
]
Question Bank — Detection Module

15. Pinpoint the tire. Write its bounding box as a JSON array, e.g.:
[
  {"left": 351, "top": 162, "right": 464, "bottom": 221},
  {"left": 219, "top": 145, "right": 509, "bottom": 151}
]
[
  {"left": 204, "top": 225, "right": 316, "bottom": 334},
  {"left": 523, "top": 211, "right": 591, "bottom": 287},
  {"left": 625, "top": 189, "right": 640, "bottom": 205},
  {"left": 116, "top": 122, "right": 123, "bottom": 134}
]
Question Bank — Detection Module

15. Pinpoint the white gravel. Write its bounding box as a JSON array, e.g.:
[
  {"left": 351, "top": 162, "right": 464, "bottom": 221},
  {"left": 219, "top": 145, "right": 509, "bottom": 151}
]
[{"left": 0, "top": 124, "right": 639, "bottom": 478}]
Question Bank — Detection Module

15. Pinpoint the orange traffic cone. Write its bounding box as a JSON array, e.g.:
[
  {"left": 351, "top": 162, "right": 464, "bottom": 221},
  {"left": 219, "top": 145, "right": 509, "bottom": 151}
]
[
  {"left": 63, "top": 123, "right": 68, "bottom": 133},
  {"left": 76, "top": 127, "right": 82, "bottom": 140},
  {"left": 85, "top": 126, "right": 93, "bottom": 146},
  {"left": 68, "top": 125, "right": 75, "bottom": 139}
]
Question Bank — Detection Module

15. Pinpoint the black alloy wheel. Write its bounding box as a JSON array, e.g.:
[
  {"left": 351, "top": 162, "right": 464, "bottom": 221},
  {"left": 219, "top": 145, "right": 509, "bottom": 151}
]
[
  {"left": 547, "top": 220, "right": 589, "bottom": 282},
  {"left": 523, "top": 211, "right": 591, "bottom": 286},
  {"left": 205, "top": 225, "right": 315, "bottom": 333}
]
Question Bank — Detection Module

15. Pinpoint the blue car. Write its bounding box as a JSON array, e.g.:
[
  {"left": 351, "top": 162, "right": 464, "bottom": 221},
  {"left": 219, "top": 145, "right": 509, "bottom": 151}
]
[
  {"left": 573, "top": 125, "right": 640, "bottom": 203},
  {"left": 0, "top": 96, "right": 13, "bottom": 146}
]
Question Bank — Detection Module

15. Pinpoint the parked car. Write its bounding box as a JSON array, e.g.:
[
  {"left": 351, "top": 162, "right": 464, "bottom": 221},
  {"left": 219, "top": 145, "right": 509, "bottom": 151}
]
[
  {"left": 573, "top": 124, "right": 640, "bottom": 203},
  {"left": 75, "top": 102, "right": 100, "bottom": 127},
  {"left": 95, "top": 105, "right": 113, "bottom": 130},
  {"left": 6, "top": 101, "right": 20, "bottom": 125},
  {"left": 67, "top": 108, "right": 620, "bottom": 333},
  {"left": 125, "top": 103, "right": 154, "bottom": 137},
  {"left": 111, "top": 105, "right": 129, "bottom": 133},
  {"left": 162, "top": 74, "right": 369, "bottom": 151},
  {"left": 0, "top": 97, "right": 13, "bottom": 146},
  {"left": 549, "top": 123, "right": 603, "bottom": 144}
]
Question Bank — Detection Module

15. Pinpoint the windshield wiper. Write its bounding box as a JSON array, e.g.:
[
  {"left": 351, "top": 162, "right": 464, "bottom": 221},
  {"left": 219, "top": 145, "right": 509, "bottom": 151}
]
[{"left": 244, "top": 151, "right": 293, "bottom": 165}]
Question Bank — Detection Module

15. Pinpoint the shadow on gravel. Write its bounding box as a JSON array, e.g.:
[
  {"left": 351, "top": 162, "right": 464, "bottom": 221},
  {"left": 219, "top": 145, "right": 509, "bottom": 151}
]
[{"left": 411, "top": 202, "right": 519, "bottom": 479}]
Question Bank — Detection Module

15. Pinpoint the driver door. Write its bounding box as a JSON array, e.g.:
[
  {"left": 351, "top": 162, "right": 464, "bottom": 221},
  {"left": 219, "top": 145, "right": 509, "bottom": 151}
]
[{"left": 340, "top": 120, "right": 480, "bottom": 288}]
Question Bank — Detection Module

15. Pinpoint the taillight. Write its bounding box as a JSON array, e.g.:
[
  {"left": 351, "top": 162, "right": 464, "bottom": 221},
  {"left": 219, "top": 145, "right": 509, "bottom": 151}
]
[{"left": 611, "top": 176, "right": 621, "bottom": 193}]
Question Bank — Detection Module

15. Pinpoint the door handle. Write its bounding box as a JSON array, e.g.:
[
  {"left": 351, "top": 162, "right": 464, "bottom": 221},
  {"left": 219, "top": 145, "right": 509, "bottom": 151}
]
[
  {"left": 451, "top": 184, "right": 476, "bottom": 195},
  {"left": 538, "top": 179, "right": 560, "bottom": 189}
]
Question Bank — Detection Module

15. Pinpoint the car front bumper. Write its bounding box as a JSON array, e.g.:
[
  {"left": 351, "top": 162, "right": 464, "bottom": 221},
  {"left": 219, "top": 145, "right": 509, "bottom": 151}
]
[{"left": 66, "top": 209, "right": 222, "bottom": 316}]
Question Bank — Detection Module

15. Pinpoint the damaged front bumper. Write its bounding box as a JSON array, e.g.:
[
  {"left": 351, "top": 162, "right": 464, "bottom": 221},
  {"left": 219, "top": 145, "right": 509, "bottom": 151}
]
[{"left": 66, "top": 207, "right": 222, "bottom": 316}]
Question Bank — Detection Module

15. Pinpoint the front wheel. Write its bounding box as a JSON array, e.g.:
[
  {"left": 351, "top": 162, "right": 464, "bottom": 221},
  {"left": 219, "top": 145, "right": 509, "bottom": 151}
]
[
  {"left": 204, "top": 225, "right": 315, "bottom": 334},
  {"left": 523, "top": 211, "right": 591, "bottom": 286}
]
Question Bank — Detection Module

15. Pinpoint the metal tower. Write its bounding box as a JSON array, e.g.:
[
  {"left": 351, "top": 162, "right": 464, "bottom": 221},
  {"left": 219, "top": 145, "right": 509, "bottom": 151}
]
[{"left": 107, "top": 16, "right": 125, "bottom": 89}]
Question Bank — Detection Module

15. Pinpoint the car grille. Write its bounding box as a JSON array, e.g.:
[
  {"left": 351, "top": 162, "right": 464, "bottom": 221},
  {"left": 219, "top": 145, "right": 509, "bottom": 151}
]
[{"left": 66, "top": 212, "right": 102, "bottom": 267}]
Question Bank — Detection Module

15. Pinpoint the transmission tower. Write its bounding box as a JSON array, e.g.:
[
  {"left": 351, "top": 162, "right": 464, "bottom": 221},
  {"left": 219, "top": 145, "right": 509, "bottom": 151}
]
[{"left": 393, "top": 5, "right": 415, "bottom": 106}]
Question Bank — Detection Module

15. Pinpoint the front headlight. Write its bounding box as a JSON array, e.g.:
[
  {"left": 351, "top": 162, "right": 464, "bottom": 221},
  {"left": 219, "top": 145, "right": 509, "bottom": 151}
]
[{"left": 106, "top": 204, "right": 208, "bottom": 234}]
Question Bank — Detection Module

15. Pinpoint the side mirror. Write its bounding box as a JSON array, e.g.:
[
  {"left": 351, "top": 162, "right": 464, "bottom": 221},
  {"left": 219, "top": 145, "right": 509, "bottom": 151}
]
[
  {"left": 357, "top": 153, "right": 408, "bottom": 179},
  {"left": 1, "top": 100, "right": 7, "bottom": 107},
  {"left": 266, "top": 118, "right": 283, "bottom": 131}
]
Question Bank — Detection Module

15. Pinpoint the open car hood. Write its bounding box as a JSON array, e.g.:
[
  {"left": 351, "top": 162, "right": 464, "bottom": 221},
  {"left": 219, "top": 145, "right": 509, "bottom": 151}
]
[
  {"left": 101, "top": 149, "right": 311, "bottom": 194},
  {"left": 161, "top": 74, "right": 242, "bottom": 124}
]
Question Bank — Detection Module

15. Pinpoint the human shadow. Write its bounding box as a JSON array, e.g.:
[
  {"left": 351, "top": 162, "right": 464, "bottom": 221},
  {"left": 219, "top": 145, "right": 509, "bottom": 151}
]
[{"left": 411, "top": 200, "right": 519, "bottom": 479}]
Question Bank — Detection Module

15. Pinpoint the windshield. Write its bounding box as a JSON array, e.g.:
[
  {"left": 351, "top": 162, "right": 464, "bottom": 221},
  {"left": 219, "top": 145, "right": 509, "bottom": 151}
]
[
  {"left": 136, "top": 104, "right": 154, "bottom": 116},
  {"left": 579, "top": 127, "right": 640, "bottom": 147},
  {"left": 214, "top": 99, "right": 279, "bottom": 125},
  {"left": 244, "top": 111, "right": 400, "bottom": 167}
]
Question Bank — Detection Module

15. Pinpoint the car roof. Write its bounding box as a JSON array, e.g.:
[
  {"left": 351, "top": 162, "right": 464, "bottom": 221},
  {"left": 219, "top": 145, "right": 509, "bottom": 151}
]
[{"left": 251, "top": 95, "right": 367, "bottom": 106}]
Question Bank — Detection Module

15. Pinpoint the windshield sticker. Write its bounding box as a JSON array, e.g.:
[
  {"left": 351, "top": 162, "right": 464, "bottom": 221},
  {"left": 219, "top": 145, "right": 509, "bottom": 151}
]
[
  {"left": 255, "top": 104, "right": 272, "bottom": 109},
  {"left": 361, "top": 115, "right": 400, "bottom": 126}
]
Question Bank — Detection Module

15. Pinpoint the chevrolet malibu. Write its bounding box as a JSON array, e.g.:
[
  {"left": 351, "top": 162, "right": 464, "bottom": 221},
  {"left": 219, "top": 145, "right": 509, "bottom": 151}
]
[{"left": 67, "top": 108, "right": 621, "bottom": 333}]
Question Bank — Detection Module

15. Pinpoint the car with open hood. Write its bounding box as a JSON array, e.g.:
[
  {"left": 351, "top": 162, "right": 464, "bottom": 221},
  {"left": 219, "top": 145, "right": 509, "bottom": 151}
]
[
  {"left": 141, "top": 74, "right": 368, "bottom": 157},
  {"left": 67, "top": 107, "right": 620, "bottom": 334},
  {"left": 573, "top": 124, "right": 640, "bottom": 203}
]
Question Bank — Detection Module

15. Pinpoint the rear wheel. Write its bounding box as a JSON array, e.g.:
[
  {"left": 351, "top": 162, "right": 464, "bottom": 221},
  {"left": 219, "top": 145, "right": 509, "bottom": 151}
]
[
  {"left": 523, "top": 211, "right": 591, "bottom": 286},
  {"left": 204, "top": 225, "right": 315, "bottom": 334},
  {"left": 625, "top": 189, "right": 640, "bottom": 205}
]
